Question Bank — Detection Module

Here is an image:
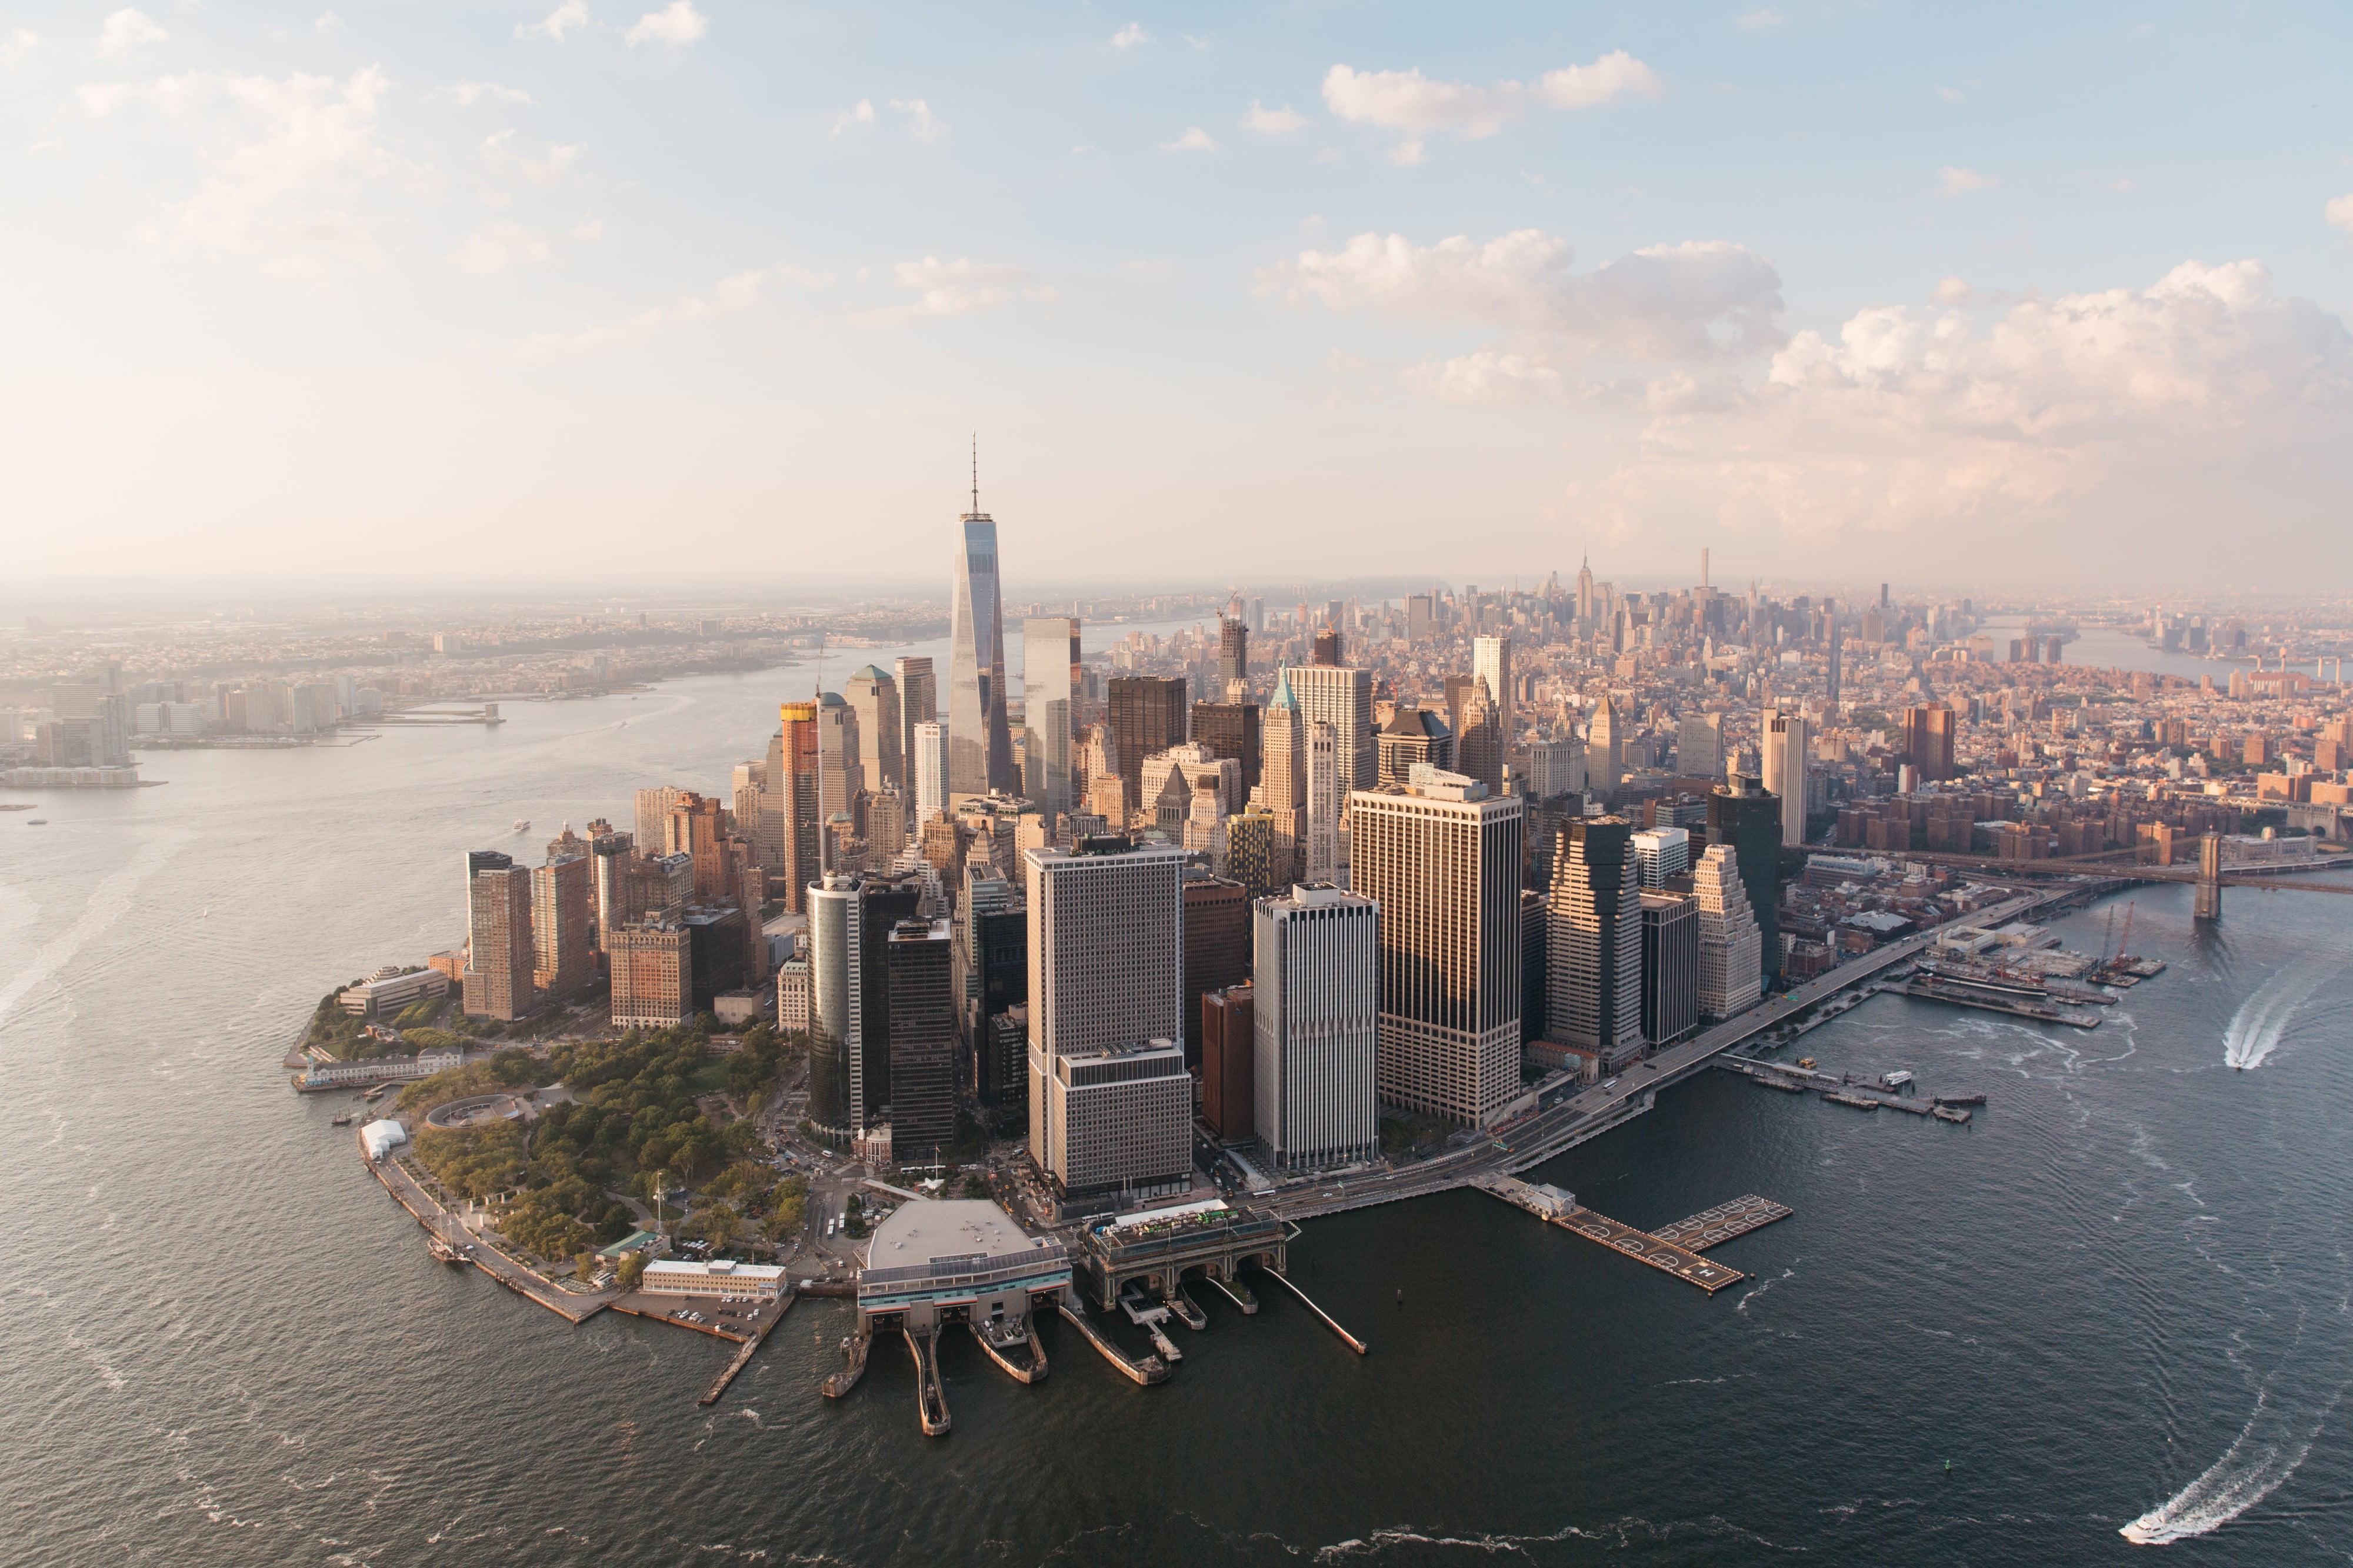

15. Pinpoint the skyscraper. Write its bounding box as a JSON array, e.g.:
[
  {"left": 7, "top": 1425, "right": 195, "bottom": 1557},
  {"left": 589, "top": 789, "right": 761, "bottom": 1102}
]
[
  {"left": 806, "top": 872, "right": 864, "bottom": 1135},
  {"left": 844, "top": 665, "right": 903, "bottom": 798},
  {"left": 1762, "top": 708, "right": 1809, "bottom": 848},
  {"left": 1902, "top": 705, "right": 1957, "bottom": 782},
  {"left": 1824, "top": 602, "right": 1842, "bottom": 709},
  {"left": 531, "top": 839, "right": 594, "bottom": 1000},
  {"left": 1201, "top": 982, "right": 1255, "bottom": 1142},
  {"left": 912, "top": 720, "right": 949, "bottom": 824},
  {"left": 884, "top": 917, "right": 955, "bottom": 1159},
  {"left": 1290, "top": 663, "right": 1376, "bottom": 790},
  {"left": 1022, "top": 616, "right": 1080, "bottom": 813},
  {"left": 1254, "top": 884, "right": 1380, "bottom": 1170},
  {"left": 1261, "top": 665, "right": 1305, "bottom": 883},
  {"left": 1190, "top": 699, "right": 1261, "bottom": 794},
  {"left": 947, "top": 512, "right": 1015, "bottom": 798},
  {"left": 462, "top": 850, "right": 535, "bottom": 1022},
  {"left": 1217, "top": 613, "right": 1249, "bottom": 699},
  {"left": 772, "top": 701, "right": 822, "bottom": 910},
  {"left": 1677, "top": 712, "right": 1724, "bottom": 779},
  {"left": 1639, "top": 889, "right": 1699, "bottom": 1046},
  {"left": 1377, "top": 707, "right": 1454, "bottom": 788},
  {"left": 1693, "top": 843, "right": 1763, "bottom": 1021},
  {"left": 1108, "top": 675, "right": 1188, "bottom": 808},
  {"left": 1304, "top": 719, "right": 1344, "bottom": 885},
  {"left": 1708, "top": 773, "right": 1784, "bottom": 989},
  {"left": 1181, "top": 873, "right": 1249, "bottom": 1069},
  {"left": 1628, "top": 826, "right": 1691, "bottom": 889},
  {"left": 1351, "top": 766, "right": 1524, "bottom": 1127},
  {"left": 1547, "top": 817, "right": 1642, "bottom": 1070},
  {"left": 1589, "top": 698, "right": 1625, "bottom": 792},
  {"left": 817, "top": 692, "right": 861, "bottom": 846},
  {"left": 895, "top": 655, "right": 936, "bottom": 790},
  {"left": 1473, "top": 635, "right": 1512, "bottom": 741}
]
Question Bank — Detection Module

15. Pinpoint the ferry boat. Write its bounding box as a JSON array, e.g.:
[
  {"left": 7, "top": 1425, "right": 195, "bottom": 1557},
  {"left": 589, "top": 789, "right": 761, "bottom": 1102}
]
[{"left": 331, "top": 1111, "right": 356, "bottom": 1127}]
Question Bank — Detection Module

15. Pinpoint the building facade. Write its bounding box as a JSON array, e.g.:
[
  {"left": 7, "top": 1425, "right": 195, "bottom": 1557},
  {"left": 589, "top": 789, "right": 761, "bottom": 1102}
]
[
  {"left": 1547, "top": 816, "right": 1643, "bottom": 1070},
  {"left": 462, "top": 850, "right": 535, "bottom": 1021},
  {"left": 1254, "top": 885, "right": 1379, "bottom": 1170},
  {"left": 1639, "top": 890, "right": 1699, "bottom": 1046},
  {"left": 1693, "top": 843, "right": 1764, "bottom": 1021},
  {"left": 947, "top": 514, "right": 1016, "bottom": 797}
]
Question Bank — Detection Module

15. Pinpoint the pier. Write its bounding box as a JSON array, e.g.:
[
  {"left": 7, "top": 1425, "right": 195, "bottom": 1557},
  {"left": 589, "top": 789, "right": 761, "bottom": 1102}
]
[
  {"left": 905, "top": 1327, "right": 952, "bottom": 1436},
  {"left": 1055, "top": 1289, "right": 1173, "bottom": 1384},
  {"left": 969, "top": 1317, "right": 1048, "bottom": 1383},
  {"left": 1472, "top": 1175, "right": 1770, "bottom": 1295},
  {"left": 1890, "top": 973, "right": 2103, "bottom": 1029},
  {"left": 821, "top": 1333, "right": 871, "bottom": 1399},
  {"left": 699, "top": 1290, "right": 794, "bottom": 1406},
  {"left": 1718, "top": 1057, "right": 1989, "bottom": 1120},
  {"left": 1256, "top": 1267, "right": 1369, "bottom": 1355}
]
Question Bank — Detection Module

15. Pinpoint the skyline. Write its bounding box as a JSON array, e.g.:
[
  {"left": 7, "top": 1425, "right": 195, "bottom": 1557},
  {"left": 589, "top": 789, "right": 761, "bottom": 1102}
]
[{"left": 5, "top": 3, "right": 2352, "bottom": 584}]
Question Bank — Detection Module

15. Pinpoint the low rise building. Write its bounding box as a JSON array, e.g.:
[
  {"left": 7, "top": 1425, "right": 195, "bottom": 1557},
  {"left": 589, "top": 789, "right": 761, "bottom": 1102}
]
[
  {"left": 336, "top": 966, "right": 451, "bottom": 1017},
  {"left": 641, "top": 1258, "right": 788, "bottom": 1300},
  {"left": 855, "top": 1198, "right": 1071, "bottom": 1336}
]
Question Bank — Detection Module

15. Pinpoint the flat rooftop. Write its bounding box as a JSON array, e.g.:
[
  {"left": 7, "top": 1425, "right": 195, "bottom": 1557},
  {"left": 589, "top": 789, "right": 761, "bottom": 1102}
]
[{"left": 867, "top": 1198, "right": 1051, "bottom": 1270}]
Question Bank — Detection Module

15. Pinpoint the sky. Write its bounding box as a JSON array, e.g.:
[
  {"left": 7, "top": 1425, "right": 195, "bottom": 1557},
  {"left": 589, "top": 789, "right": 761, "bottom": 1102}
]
[{"left": 4, "top": 1, "right": 2351, "bottom": 592}]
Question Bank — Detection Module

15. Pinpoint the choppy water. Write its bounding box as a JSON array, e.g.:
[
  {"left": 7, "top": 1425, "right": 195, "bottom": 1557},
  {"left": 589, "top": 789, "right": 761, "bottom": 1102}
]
[{"left": 5, "top": 669, "right": 2352, "bottom": 1565}]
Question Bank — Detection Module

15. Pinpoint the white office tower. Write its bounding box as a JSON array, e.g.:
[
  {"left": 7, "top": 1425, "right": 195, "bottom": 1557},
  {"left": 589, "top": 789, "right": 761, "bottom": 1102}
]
[
  {"left": 1024, "top": 839, "right": 1191, "bottom": 1208},
  {"left": 806, "top": 872, "right": 865, "bottom": 1136},
  {"left": 1304, "top": 719, "right": 1344, "bottom": 885},
  {"left": 1526, "top": 732, "right": 1585, "bottom": 800},
  {"left": 1350, "top": 765, "right": 1524, "bottom": 1127},
  {"left": 1628, "top": 826, "right": 1690, "bottom": 889},
  {"left": 1548, "top": 817, "right": 1643, "bottom": 1067},
  {"left": 1694, "top": 844, "right": 1764, "bottom": 1022},
  {"left": 1261, "top": 666, "right": 1306, "bottom": 882},
  {"left": 1473, "top": 635, "right": 1513, "bottom": 740},
  {"left": 1762, "top": 708, "right": 1809, "bottom": 848},
  {"left": 1289, "top": 662, "right": 1377, "bottom": 789},
  {"left": 947, "top": 512, "right": 1016, "bottom": 798},
  {"left": 913, "top": 720, "right": 949, "bottom": 823},
  {"left": 1677, "top": 711, "right": 1724, "bottom": 779},
  {"left": 1254, "top": 886, "right": 1379, "bottom": 1171},
  {"left": 1022, "top": 616, "right": 1078, "bottom": 813}
]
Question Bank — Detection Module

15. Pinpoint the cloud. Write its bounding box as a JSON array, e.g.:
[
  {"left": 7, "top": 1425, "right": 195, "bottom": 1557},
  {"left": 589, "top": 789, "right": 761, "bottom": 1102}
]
[
  {"left": 526, "top": 266, "right": 802, "bottom": 352},
  {"left": 79, "top": 67, "right": 416, "bottom": 277},
  {"left": 434, "top": 81, "right": 536, "bottom": 107},
  {"left": 828, "top": 98, "right": 875, "bottom": 137},
  {"left": 571, "top": 217, "right": 604, "bottom": 241},
  {"left": 97, "top": 9, "right": 168, "bottom": 59},
  {"left": 1258, "top": 228, "right": 1783, "bottom": 368},
  {"left": 1934, "top": 84, "right": 1965, "bottom": 103},
  {"left": 449, "top": 222, "right": 551, "bottom": 276},
  {"left": 482, "top": 131, "right": 584, "bottom": 186},
  {"left": 891, "top": 98, "right": 946, "bottom": 142},
  {"left": 1161, "top": 126, "right": 1216, "bottom": 153},
  {"left": 1939, "top": 165, "right": 1996, "bottom": 195},
  {"left": 1931, "top": 276, "right": 1974, "bottom": 305},
  {"left": 1735, "top": 8, "right": 1785, "bottom": 30},
  {"left": 854, "top": 256, "right": 1057, "bottom": 326},
  {"left": 517, "top": 1, "right": 588, "bottom": 42},
  {"left": 2, "top": 29, "right": 38, "bottom": 68},
  {"left": 1242, "top": 100, "right": 1307, "bottom": 135},
  {"left": 1321, "top": 51, "right": 1661, "bottom": 156},
  {"left": 2327, "top": 194, "right": 2353, "bottom": 234},
  {"left": 315, "top": 12, "right": 345, "bottom": 36},
  {"left": 625, "top": 1, "right": 705, "bottom": 47},
  {"left": 1111, "top": 23, "right": 1152, "bottom": 49},
  {"left": 1595, "top": 261, "right": 2353, "bottom": 555}
]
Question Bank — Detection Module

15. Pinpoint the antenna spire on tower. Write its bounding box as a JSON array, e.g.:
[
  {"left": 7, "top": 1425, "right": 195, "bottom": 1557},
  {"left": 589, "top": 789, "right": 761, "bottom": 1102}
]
[{"left": 970, "top": 432, "right": 979, "bottom": 515}]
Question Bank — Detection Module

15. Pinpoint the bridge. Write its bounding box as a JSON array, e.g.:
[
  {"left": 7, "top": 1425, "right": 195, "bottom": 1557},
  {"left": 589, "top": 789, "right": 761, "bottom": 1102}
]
[{"left": 1877, "top": 833, "right": 2353, "bottom": 920}]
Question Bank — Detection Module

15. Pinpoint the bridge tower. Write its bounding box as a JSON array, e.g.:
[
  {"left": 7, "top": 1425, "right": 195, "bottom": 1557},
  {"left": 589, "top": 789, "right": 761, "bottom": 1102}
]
[{"left": 2194, "top": 830, "right": 2224, "bottom": 922}]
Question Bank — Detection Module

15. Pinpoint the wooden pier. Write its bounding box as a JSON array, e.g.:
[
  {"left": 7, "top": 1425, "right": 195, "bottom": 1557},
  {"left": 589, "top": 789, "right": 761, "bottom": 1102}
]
[
  {"left": 1473, "top": 1176, "right": 1757, "bottom": 1295},
  {"left": 1258, "top": 1267, "right": 1369, "bottom": 1355},
  {"left": 699, "top": 1290, "right": 795, "bottom": 1406},
  {"left": 1055, "top": 1290, "right": 1172, "bottom": 1384}
]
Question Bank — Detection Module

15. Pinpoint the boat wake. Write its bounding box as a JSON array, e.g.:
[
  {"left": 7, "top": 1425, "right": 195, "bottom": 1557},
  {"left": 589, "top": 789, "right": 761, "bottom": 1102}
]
[
  {"left": 2121, "top": 1383, "right": 2340, "bottom": 1544},
  {"left": 2221, "top": 963, "right": 2331, "bottom": 1070}
]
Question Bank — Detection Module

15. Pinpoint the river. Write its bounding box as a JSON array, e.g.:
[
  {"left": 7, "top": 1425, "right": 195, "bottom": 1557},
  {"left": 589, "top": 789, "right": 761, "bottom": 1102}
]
[{"left": 4, "top": 665, "right": 2351, "bottom": 1565}]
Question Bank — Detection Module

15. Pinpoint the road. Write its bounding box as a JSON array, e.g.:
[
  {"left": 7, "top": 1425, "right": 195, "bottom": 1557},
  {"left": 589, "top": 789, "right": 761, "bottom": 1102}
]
[{"left": 1263, "top": 885, "right": 2073, "bottom": 1224}]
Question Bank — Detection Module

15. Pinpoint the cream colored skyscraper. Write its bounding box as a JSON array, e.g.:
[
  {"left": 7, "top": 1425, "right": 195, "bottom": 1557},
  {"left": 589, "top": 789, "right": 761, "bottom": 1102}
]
[
  {"left": 1349, "top": 766, "right": 1524, "bottom": 1127},
  {"left": 1289, "top": 662, "right": 1375, "bottom": 790},
  {"left": 1762, "top": 708, "right": 1809, "bottom": 848},
  {"left": 1261, "top": 666, "right": 1305, "bottom": 882},
  {"left": 844, "top": 666, "right": 902, "bottom": 798},
  {"left": 1304, "top": 719, "right": 1343, "bottom": 885},
  {"left": 1589, "top": 698, "right": 1625, "bottom": 791},
  {"left": 1693, "top": 843, "right": 1763, "bottom": 1022},
  {"left": 1473, "top": 634, "right": 1512, "bottom": 740},
  {"left": 1021, "top": 616, "right": 1079, "bottom": 814}
]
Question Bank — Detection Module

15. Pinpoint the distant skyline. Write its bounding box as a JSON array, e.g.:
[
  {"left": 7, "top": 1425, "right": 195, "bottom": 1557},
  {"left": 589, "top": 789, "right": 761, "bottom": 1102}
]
[{"left": 5, "top": 2, "right": 2352, "bottom": 583}]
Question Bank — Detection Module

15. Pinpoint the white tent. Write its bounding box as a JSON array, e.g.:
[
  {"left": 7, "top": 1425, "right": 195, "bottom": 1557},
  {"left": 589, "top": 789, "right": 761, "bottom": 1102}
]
[{"left": 360, "top": 1120, "right": 409, "bottom": 1161}]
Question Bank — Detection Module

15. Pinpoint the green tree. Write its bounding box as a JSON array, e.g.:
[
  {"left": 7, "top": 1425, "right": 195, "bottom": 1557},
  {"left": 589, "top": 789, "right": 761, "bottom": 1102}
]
[{"left": 616, "top": 1250, "right": 646, "bottom": 1289}]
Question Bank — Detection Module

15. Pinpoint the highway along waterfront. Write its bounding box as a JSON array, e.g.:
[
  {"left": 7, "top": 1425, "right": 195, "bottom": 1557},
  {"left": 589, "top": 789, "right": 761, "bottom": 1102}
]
[{"left": 5, "top": 673, "right": 2353, "bottom": 1565}]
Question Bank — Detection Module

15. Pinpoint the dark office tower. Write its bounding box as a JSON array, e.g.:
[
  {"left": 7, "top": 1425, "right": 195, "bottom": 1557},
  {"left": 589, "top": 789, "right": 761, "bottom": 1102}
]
[
  {"left": 462, "top": 850, "right": 535, "bottom": 1021},
  {"left": 1547, "top": 818, "right": 1642, "bottom": 1068},
  {"left": 948, "top": 511, "right": 1016, "bottom": 797},
  {"left": 1191, "top": 700, "right": 1262, "bottom": 793},
  {"left": 885, "top": 918, "right": 956, "bottom": 1160},
  {"left": 531, "top": 843, "right": 594, "bottom": 1001},
  {"left": 1311, "top": 628, "right": 1342, "bottom": 667},
  {"left": 1200, "top": 982, "right": 1255, "bottom": 1142},
  {"left": 1521, "top": 888, "right": 1549, "bottom": 1045},
  {"left": 1902, "top": 705, "right": 1957, "bottom": 782},
  {"left": 1225, "top": 806, "right": 1281, "bottom": 899},
  {"left": 1879, "top": 582, "right": 1889, "bottom": 609},
  {"left": 1707, "top": 773, "right": 1784, "bottom": 989},
  {"left": 1639, "top": 890, "right": 1699, "bottom": 1046},
  {"left": 1108, "top": 675, "right": 1188, "bottom": 807},
  {"left": 1218, "top": 614, "right": 1249, "bottom": 698},
  {"left": 895, "top": 654, "right": 936, "bottom": 793},
  {"left": 1181, "top": 873, "right": 1251, "bottom": 1069},
  {"left": 845, "top": 665, "right": 903, "bottom": 797},
  {"left": 1825, "top": 602, "right": 1841, "bottom": 709},
  {"left": 1377, "top": 706, "right": 1454, "bottom": 788}
]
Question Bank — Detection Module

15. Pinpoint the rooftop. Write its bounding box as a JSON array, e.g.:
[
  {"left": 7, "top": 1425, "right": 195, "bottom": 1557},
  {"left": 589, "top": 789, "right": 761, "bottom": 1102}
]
[{"left": 866, "top": 1198, "right": 1052, "bottom": 1270}]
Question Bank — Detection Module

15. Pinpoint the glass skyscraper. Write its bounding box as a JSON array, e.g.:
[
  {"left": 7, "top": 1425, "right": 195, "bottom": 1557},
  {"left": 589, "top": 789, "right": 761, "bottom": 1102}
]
[{"left": 947, "top": 512, "right": 1016, "bottom": 798}]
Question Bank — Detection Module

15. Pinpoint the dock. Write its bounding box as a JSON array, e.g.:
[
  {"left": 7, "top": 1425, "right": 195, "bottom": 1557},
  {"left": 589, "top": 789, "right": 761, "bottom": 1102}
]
[
  {"left": 1889, "top": 975, "right": 2102, "bottom": 1029},
  {"left": 362, "top": 1129, "right": 611, "bottom": 1326},
  {"left": 904, "top": 1328, "right": 951, "bottom": 1436},
  {"left": 1718, "top": 1059, "right": 1982, "bottom": 1119},
  {"left": 1473, "top": 1175, "right": 1759, "bottom": 1295},
  {"left": 1648, "top": 1195, "right": 1793, "bottom": 1251},
  {"left": 1257, "top": 1267, "right": 1369, "bottom": 1355},
  {"left": 1208, "top": 1275, "right": 1259, "bottom": 1314},
  {"left": 969, "top": 1318, "right": 1048, "bottom": 1383},
  {"left": 699, "top": 1290, "right": 795, "bottom": 1406},
  {"left": 821, "top": 1333, "right": 871, "bottom": 1399},
  {"left": 1055, "top": 1289, "right": 1173, "bottom": 1384}
]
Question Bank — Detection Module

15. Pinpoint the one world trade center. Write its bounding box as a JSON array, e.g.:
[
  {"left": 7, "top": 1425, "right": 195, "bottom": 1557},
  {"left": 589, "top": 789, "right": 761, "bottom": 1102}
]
[{"left": 947, "top": 483, "right": 1016, "bottom": 799}]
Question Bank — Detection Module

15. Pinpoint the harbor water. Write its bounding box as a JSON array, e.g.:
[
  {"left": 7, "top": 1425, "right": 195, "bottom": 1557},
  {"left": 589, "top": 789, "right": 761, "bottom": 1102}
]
[{"left": 4, "top": 671, "right": 2352, "bottom": 1564}]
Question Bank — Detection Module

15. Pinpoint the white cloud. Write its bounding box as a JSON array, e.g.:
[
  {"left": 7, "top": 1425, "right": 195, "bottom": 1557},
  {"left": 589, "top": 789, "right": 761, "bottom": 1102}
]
[
  {"left": 571, "top": 217, "right": 604, "bottom": 241},
  {"left": 449, "top": 222, "right": 551, "bottom": 276},
  {"left": 1736, "top": 8, "right": 1785, "bottom": 30},
  {"left": 2327, "top": 194, "right": 2353, "bottom": 234},
  {"left": 1593, "top": 261, "right": 2353, "bottom": 552},
  {"left": 1931, "top": 276, "right": 1974, "bottom": 305},
  {"left": 1161, "top": 126, "right": 1216, "bottom": 153},
  {"left": 854, "top": 256, "right": 1058, "bottom": 327},
  {"left": 80, "top": 67, "right": 416, "bottom": 277},
  {"left": 1111, "top": 23, "right": 1152, "bottom": 49},
  {"left": 828, "top": 98, "right": 875, "bottom": 138},
  {"left": 1321, "top": 51, "right": 1661, "bottom": 157},
  {"left": 517, "top": 1, "right": 588, "bottom": 42},
  {"left": 626, "top": 1, "right": 705, "bottom": 47},
  {"left": 1242, "top": 100, "right": 1307, "bottom": 135},
  {"left": 891, "top": 98, "right": 946, "bottom": 142},
  {"left": 1935, "top": 84, "right": 1965, "bottom": 103},
  {"left": 1258, "top": 228, "right": 1782, "bottom": 366},
  {"left": 1939, "top": 165, "right": 1996, "bottom": 195},
  {"left": 315, "top": 12, "right": 345, "bottom": 37},
  {"left": 97, "top": 9, "right": 168, "bottom": 59},
  {"left": 434, "top": 81, "right": 536, "bottom": 107},
  {"left": 528, "top": 266, "right": 781, "bottom": 353},
  {"left": 481, "top": 132, "right": 583, "bottom": 186},
  {"left": 3, "top": 29, "right": 38, "bottom": 68}
]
